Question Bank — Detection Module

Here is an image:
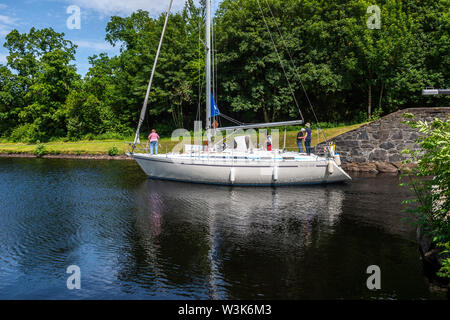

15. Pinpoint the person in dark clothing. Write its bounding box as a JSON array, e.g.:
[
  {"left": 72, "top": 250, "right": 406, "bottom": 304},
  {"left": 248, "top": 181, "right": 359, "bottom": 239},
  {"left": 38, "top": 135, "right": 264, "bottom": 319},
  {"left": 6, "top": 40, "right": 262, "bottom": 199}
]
[
  {"left": 297, "top": 128, "right": 305, "bottom": 153},
  {"left": 304, "top": 123, "right": 312, "bottom": 155}
]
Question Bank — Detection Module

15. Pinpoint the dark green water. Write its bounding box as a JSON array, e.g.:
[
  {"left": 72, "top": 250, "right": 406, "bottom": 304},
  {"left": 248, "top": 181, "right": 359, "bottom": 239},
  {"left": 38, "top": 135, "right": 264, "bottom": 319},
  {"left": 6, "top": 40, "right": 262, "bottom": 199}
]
[{"left": 0, "top": 158, "right": 445, "bottom": 299}]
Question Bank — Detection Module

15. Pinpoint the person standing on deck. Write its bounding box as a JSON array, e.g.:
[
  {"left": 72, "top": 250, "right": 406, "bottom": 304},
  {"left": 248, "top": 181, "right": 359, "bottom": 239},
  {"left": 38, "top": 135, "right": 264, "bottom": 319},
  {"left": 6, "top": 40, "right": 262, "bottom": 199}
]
[
  {"left": 265, "top": 131, "right": 273, "bottom": 151},
  {"left": 304, "top": 123, "right": 312, "bottom": 155},
  {"left": 297, "top": 128, "right": 306, "bottom": 153},
  {"left": 148, "top": 129, "right": 160, "bottom": 155}
]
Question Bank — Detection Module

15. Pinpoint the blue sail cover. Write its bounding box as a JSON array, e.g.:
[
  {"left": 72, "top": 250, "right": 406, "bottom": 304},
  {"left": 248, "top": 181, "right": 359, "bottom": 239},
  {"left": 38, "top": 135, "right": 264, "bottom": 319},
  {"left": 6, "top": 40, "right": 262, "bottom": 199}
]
[{"left": 210, "top": 93, "right": 220, "bottom": 118}]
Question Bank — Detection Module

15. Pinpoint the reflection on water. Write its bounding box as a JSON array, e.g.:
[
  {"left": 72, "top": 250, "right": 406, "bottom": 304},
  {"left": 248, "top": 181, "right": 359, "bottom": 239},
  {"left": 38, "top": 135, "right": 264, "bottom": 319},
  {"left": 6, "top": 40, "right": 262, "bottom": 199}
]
[{"left": 0, "top": 158, "right": 444, "bottom": 299}]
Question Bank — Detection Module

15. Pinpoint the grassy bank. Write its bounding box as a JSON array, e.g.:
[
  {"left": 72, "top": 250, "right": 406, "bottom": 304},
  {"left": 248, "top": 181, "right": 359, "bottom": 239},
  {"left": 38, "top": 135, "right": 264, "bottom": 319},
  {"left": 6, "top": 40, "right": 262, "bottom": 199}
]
[{"left": 0, "top": 123, "right": 366, "bottom": 156}]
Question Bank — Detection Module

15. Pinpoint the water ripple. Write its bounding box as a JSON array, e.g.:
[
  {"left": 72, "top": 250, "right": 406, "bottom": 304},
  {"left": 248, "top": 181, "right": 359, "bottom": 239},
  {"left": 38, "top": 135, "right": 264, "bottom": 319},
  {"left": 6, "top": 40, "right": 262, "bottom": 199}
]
[{"left": 0, "top": 158, "right": 444, "bottom": 300}]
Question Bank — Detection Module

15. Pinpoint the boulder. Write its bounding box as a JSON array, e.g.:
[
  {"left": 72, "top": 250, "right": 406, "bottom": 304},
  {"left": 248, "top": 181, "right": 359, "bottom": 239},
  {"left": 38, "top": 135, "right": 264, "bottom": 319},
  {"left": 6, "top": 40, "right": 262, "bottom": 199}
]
[
  {"left": 380, "top": 141, "right": 395, "bottom": 150},
  {"left": 356, "top": 162, "right": 378, "bottom": 173},
  {"left": 369, "top": 149, "right": 388, "bottom": 161},
  {"left": 388, "top": 154, "right": 404, "bottom": 162},
  {"left": 375, "top": 162, "right": 399, "bottom": 173},
  {"left": 341, "top": 163, "right": 359, "bottom": 172}
]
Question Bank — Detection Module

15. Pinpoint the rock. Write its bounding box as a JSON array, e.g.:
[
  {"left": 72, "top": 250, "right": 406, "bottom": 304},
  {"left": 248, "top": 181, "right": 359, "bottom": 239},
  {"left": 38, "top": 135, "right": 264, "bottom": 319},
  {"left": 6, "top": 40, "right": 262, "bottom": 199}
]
[
  {"left": 357, "top": 162, "right": 378, "bottom": 173},
  {"left": 357, "top": 130, "right": 369, "bottom": 140},
  {"left": 341, "top": 163, "right": 359, "bottom": 172},
  {"left": 380, "top": 141, "right": 395, "bottom": 150},
  {"left": 342, "top": 140, "right": 360, "bottom": 147},
  {"left": 388, "top": 154, "right": 404, "bottom": 162},
  {"left": 369, "top": 149, "right": 388, "bottom": 161},
  {"left": 409, "top": 132, "right": 419, "bottom": 141},
  {"left": 351, "top": 157, "right": 368, "bottom": 163},
  {"left": 391, "top": 130, "right": 403, "bottom": 140},
  {"left": 391, "top": 161, "right": 417, "bottom": 173},
  {"left": 375, "top": 162, "right": 399, "bottom": 173},
  {"left": 361, "top": 143, "right": 374, "bottom": 149},
  {"left": 379, "top": 130, "right": 390, "bottom": 140}
]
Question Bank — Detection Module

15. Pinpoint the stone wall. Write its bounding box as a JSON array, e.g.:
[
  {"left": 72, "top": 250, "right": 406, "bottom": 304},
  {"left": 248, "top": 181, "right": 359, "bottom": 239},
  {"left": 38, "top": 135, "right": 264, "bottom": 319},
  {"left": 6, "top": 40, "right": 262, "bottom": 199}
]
[{"left": 317, "top": 107, "right": 449, "bottom": 172}]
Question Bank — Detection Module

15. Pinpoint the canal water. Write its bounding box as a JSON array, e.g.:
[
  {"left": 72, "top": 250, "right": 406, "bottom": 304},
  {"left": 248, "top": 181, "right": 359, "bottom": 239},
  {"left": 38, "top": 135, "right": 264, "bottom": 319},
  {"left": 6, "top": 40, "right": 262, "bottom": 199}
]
[{"left": 0, "top": 158, "right": 445, "bottom": 299}]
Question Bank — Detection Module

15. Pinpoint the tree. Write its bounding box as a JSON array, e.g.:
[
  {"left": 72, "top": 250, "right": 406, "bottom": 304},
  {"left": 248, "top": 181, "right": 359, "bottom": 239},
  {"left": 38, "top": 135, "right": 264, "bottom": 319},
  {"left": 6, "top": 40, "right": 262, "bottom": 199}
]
[
  {"left": 99, "top": 1, "right": 205, "bottom": 134},
  {"left": 2, "top": 27, "right": 78, "bottom": 141}
]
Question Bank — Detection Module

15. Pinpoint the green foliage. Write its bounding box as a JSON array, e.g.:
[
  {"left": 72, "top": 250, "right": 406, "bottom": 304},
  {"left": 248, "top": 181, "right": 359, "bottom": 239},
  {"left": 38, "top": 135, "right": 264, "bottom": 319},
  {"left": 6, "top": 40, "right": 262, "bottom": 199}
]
[
  {"left": 1, "top": 27, "right": 78, "bottom": 142},
  {"left": 216, "top": 0, "right": 449, "bottom": 123},
  {"left": 34, "top": 142, "right": 47, "bottom": 157},
  {"left": 437, "top": 242, "right": 450, "bottom": 283},
  {"left": 102, "top": 1, "right": 203, "bottom": 131},
  {"left": 65, "top": 88, "right": 104, "bottom": 139},
  {"left": 0, "top": 1, "right": 448, "bottom": 142},
  {"left": 368, "top": 107, "right": 383, "bottom": 122},
  {"left": 401, "top": 114, "right": 450, "bottom": 284},
  {"left": 10, "top": 123, "right": 45, "bottom": 143},
  {"left": 108, "top": 146, "right": 119, "bottom": 156}
]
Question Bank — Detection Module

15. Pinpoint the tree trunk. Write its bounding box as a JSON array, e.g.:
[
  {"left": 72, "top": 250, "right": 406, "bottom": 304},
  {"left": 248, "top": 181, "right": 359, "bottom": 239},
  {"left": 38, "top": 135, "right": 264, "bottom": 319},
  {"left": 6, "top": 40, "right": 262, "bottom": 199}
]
[
  {"left": 378, "top": 82, "right": 384, "bottom": 109},
  {"left": 262, "top": 102, "right": 269, "bottom": 123},
  {"left": 368, "top": 84, "right": 372, "bottom": 118},
  {"left": 272, "top": 109, "right": 278, "bottom": 122}
]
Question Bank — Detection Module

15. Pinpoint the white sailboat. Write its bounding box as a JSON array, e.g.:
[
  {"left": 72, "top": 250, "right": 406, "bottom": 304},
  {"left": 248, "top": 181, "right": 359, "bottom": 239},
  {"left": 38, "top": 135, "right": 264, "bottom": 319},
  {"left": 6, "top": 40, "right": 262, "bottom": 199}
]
[{"left": 128, "top": 0, "right": 351, "bottom": 186}]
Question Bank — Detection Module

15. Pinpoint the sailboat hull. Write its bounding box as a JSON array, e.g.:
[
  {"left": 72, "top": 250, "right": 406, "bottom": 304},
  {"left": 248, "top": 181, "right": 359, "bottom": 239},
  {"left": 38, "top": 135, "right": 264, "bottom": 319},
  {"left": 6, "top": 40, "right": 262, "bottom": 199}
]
[{"left": 130, "top": 152, "right": 351, "bottom": 186}]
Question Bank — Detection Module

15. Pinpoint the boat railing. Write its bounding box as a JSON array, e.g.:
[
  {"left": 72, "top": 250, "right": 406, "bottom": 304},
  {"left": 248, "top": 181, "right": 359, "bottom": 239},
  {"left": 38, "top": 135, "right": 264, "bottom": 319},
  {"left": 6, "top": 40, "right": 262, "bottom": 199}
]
[{"left": 126, "top": 141, "right": 149, "bottom": 154}]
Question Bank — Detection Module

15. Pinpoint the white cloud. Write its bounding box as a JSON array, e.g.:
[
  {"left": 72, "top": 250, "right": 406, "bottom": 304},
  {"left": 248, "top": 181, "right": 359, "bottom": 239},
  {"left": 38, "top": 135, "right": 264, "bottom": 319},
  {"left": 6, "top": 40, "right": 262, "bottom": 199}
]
[
  {"left": 73, "top": 40, "right": 114, "bottom": 51},
  {"left": 0, "top": 15, "right": 16, "bottom": 25},
  {"left": 0, "top": 14, "right": 17, "bottom": 37},
  {"left": 0, "top": 4, "right": 7, "bottom": 10},
  {"left": 65, "top": 0, "right": 189, "bottom": 17},
  {"left": 0, "top": 25, "right": 10, "bottom": 36}
]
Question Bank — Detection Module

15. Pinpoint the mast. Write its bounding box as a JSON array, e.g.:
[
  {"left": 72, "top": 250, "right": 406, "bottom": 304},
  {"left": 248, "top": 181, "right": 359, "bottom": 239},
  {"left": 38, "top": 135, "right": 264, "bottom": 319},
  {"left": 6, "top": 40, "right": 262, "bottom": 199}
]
[
  {"left": 132, "top": 0, "right": 173, "bottom": 149},
  {"left": 205, "top": 0, "right": 212, "bottom": 144}
]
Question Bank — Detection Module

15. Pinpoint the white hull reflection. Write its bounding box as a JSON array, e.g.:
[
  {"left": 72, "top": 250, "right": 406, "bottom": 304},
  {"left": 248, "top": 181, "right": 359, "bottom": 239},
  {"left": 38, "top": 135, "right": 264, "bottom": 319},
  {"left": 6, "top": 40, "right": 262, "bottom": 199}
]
[{"left": 133, "top": 179, "right": 346, "bottom": 298}]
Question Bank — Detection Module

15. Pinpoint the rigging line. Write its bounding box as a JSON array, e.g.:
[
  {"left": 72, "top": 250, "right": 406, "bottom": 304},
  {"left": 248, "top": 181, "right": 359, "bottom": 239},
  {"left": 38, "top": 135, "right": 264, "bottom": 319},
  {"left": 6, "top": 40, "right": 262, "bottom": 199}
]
[
  {"left": 219, "top": 113, "right": 244, "bottom": 125},
  {"left": 215, "top": 16, "right": 219, "bottom": 108},
  {"left": 256, "top": 0, "right": 304, "bottom": 124},
  {"left": 197, "top": 12, "right": 202, "bottom": 122},
  {"left": 213, "top": 0, "right": 219, "bottom": 105},
  {"left": 263, "top": 0, "right": 328, "bottom": 143},
  {"left": 211, "top": 9, "right": 215, "bottom": 102},
  {"left": 133, "top": 0, "right": 174, "bottom": 148}
]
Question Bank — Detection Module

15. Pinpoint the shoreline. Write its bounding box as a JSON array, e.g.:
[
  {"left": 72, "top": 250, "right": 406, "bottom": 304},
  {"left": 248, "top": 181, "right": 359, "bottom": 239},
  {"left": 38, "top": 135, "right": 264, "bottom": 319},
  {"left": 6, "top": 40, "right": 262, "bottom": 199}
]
[
  {"left": 341, "top": 161, "right": 417, "bottom": 174},
  {"left": 0, "top": 153, "right": 133, "bottom": 161}
]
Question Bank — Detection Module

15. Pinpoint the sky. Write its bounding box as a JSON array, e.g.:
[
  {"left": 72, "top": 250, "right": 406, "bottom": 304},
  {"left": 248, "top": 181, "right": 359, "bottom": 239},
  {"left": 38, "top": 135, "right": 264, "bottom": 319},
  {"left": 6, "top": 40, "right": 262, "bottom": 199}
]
[{"left": 0, "top": 0, "right": 220, "bottom": 76}]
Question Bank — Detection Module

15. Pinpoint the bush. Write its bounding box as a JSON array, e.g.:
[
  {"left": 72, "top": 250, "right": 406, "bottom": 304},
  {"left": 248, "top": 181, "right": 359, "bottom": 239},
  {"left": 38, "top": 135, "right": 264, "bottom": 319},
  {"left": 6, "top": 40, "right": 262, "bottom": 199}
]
[
  {"left": 83, "top": 133, "right": 95, "bottom": 141},
  {"left": 108, "top": 146, "right": 119, "bottom": 156},
  {"left": 368, "top": 107, "right": 384, "bottom": 122},
  {"left": 34, "top": 143, "right": 47, "bottom": 157},
  {"left": 437, "top": 242, "right": 450, "bottom": 281},
  {"left": 94, "top": 132, "right": 126, "bottom": 140},
  {"left": 401, "top": 114, "right": 450, "bottom": 285},
  {"left": 10, "top": 123, "right": 45, "bottom": 143}
]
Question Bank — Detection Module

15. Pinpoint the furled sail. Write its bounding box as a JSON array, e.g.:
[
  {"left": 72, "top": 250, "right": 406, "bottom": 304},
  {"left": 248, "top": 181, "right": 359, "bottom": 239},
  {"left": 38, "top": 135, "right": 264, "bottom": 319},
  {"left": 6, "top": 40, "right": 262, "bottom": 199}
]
[{"left": 210, "top": 93, "right": 220, "bottom": 118}]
